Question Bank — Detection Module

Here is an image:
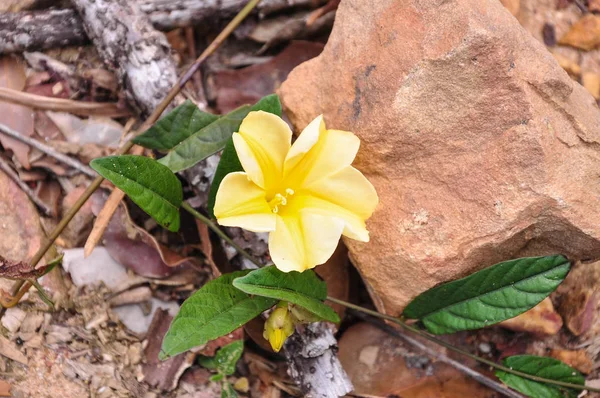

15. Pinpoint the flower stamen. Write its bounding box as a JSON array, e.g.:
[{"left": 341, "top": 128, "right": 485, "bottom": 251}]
[{"left": 268, "top": 189, "right": 295, "bottom": 213}]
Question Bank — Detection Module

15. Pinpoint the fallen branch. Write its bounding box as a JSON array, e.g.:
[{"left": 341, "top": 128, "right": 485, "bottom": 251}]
[
  {"left": 0, "top": 0, "right": 325, "bottom": 54},
  {"left": 0, "top": 122, "right": 96, "bottom": 178},
  {"left": 284, "top": 323, "right": 353, "bottom": 398},
  {"left": 0, "top": 87, "right": 129, "bottom": 117},
  {"left": 70, "top": 0, "right": 181, "bottom": 116}
]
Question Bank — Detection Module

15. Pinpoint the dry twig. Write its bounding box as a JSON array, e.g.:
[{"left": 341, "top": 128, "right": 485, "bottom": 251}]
[
  {"left": 0, "top": 87, "right": 129, "bottom": 117},
  {"left": 0, "top": 156, "right": 53, "bottom": 216},
  {"left": 0, "top": 122, "right": 96, "bottom": 178}
]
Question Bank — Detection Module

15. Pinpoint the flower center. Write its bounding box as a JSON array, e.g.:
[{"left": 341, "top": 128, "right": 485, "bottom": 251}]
[{"left": 268, "top": 188, "right": 294, "bottom": 213}]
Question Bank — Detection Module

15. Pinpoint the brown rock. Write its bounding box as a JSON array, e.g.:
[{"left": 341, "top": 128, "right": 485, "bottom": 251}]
[
  {"left": 279, "top": 0, "right": 600, "bottom": 316},
  {"left": 499, "top": 297, "right": 562, "bottom": 335},
  {"left": 549, "top": 348, "right": 593, "bottom": 374}
]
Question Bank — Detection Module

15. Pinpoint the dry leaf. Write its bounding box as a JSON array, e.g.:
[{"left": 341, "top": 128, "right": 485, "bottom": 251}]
[
  {"left": 552, "top": 52, "right": 581, "bottom": 76},
  {"left": 315, "top": 242, "right": 349, "bottom": 319},
  {"left": 209, "top": 41, "right": 323, "bottom": 113},
  {"left": 582, "top": 72, "right": 600, "bottom": 99},
  {"left": 0, "top": 380, "right": 10, "bottom": 397},
  {"left": 0, "top": 256, "right": 50, "bottom": 279},
  {"left": 46, "top": 112, "right": 122, "bottom": 148},
  {"left": 499, "top": 297, "right": 563, "bottom": 335},
  {"left": 34, "top": 179, "right": 62, "bottom": 218},
  {"left": 142, "top": 309, "right": 195, "bottom": 391},
  {"left": 0, "top": 0, "right": 37, "bottom": 12},
  {"left": 0, "top": 56, "right": 34, "bottom": 168},
  {"left": 59, "top": 187, "right": 95, "bottom": 248},
  {"left": 549, "top": 349, "right": 593, "bottom": 374},
  {"left": 559, "top": 14, "right": 600, "bottom": 51},
  {"left": 90, "top": 191, "right": 198, "bottom": 278},
  {"left": 500, "top": 0, "right": 520, "bottom": 16},
  {"left": 0, "top": 169, "right": 44, "bottom": 267}
]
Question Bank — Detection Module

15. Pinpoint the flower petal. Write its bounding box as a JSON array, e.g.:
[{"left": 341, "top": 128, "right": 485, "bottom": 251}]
[
  {"left": 305, "top": 166, "right": 378, "bottom": 220},
  {"left": 284, "top": 115, "right": 360, "bottom": 188},
  {"left": 288, "top": 194, "right": 371, "bottom": 242},
  {"left": 233, "top": 111, "right": 292, "bottom": 190},
  {"left": 268, "top": 212, "right": 344, "bottom": 272},
  {"left": 214, "top": 172, "right": 276, "bottom": 232}
]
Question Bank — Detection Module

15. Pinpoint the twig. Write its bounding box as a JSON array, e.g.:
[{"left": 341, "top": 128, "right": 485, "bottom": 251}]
[
  {"left": 8, "top": 0, "right": 264, "bottom": 305},
  {"left": 353, "top": 312, "right": 524, "bottom": 398},
  {"left": 0, "top": 122, "right": 96, "bottom": 178},
  {"left": 84, "top": 123, "right": 140, "bottom": 258},
  {"left": 0, "top": 156, "right": 53, "bottom": 216},
  {"left": 181, "top": 202, "right": 262, "bottom": 267},
  {"left": 0, "top": 87, "right": 129, "bottom": 117},
  {"left": 573, "top": 0, "right": 588, "bottom": 13}
]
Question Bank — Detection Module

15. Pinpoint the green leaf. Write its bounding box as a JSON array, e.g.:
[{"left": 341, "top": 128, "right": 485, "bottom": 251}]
[
  {"left": 160, "top": 271, "right": 276, "bottom": 359},
  {"left": 90, "top": 155, "right": 182, "bottom": 232},
  {"left": 158, "top": 93, "right": 282, "bottom": 173},
  {"left": 206, "top": 139, "right": 243, "bottom": 218},
  {"left": 198, "top": 355, "right": 218, "bottom": 371},
  {"left": 133, "top": 100, "right": 219, "bottom": 151},
  {"left": 496, "top": 355, "right": 584, "bottom": 398},
  {"left": 210, "top": 374, "right": 224, "bottom": 382},
  {"left": 214, "top": 340, "right": 244, "bottom": 375},
  {"left": 158, "top": 105, "right": 250, "bottom": 173},
  {"left": 221, "top": 382, "right": 238, "bottom": 398},
  {"left": 402, "top": 255, "right": 570, "bottom": 334},
  {"left": 233, "top": 266, "right": 340, "bottom": 323},
  {"left": 249, "top": 93, "right": 282, "bottom": 116}
]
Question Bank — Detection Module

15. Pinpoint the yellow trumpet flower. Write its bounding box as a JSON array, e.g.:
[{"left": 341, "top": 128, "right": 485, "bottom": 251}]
[
  {"left": 263, "top": 304, "right": 294, "bottom": 352},
  {"left": 214, "top": 111, "right": 378, "bottom": 272}
]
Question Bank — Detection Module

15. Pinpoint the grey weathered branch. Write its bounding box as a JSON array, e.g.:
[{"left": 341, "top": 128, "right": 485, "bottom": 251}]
[
  {"left": 284, "top": 322, "right": 353, "bottom": 398},
  {"left": 70, "top": 0, "right": 180, "bottom": 116},
  {"left": 0, "top": 0, "right": 324, "bottom": 54}
]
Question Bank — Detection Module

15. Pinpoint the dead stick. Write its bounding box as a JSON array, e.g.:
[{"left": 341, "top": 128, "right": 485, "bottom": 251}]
[
  {"left": 0, "top": 123, "right": 96, "bottom": 178},
  {"left": 0, "top": 87, "right": 129, "bottom": 117},
  {"left": 3, "top": 0, "right": 263, "bottom": 308},
  {"left": 0, "top": 156, "right": 53, "bottom": 216}
]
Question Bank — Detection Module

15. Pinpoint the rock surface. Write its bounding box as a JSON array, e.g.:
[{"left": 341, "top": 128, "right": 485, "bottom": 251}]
[{"left": 279, "top": 0, "right": 600, "bottom": 315}]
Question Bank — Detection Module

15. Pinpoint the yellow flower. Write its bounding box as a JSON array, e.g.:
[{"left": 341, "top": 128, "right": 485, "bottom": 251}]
[
  {"left": 214, "top": 111, "right": 378, "bottom": 272},
  {"left": 263, "top": 305, "right": 294, "bottom": 352}
]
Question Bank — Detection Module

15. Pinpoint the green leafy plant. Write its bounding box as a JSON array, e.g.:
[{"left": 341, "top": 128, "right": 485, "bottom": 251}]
[
  {"left": 198, "top": 340, "right": 244, "bottom": 398},
  {"left": 133, "top": 100, "right": 219, "bottom": 151},
  {"left": 496, "top": 355, "right": 585, "bottom": 398},
  {"left": 160, "top": 271, "right": 275, "bottom": 359},
  {"left": 403, "top": 255, "right": 570, "bottom": 334},
  {"left": 233, "top": 266, "right": 340, "bottom": 323},
  {"left": 90, "top": 155, "right": 182, "bottom": 231}
]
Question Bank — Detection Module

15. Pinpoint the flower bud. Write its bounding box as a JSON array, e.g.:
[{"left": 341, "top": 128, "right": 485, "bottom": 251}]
[{"left": 263, "top": 305, "right": 294, "bottom": 352}]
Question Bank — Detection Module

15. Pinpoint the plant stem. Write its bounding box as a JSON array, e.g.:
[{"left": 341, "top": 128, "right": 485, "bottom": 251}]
[
  {"left": 326, "top": 296, "right": 599, "bottom": 394},
  {"left": 181, "top": 202, "right": 262, "bottom": 267},
  {"left": 7, "top": 0, "right": 263, "bottom": 297}
]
